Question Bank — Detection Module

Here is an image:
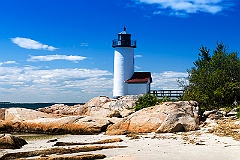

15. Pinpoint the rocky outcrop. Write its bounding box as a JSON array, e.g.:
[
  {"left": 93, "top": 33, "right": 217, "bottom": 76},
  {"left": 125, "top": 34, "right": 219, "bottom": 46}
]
[
  {"left": 37, "top": 104, "right": 82, "bottom": 115},
  {"left": 0, "top": 106, "right": 123, "bottom": 134},
  {"left": 227, "top": 108, "right": 239, "bottom": 117},
  {"left": 0, "top": 108, "right": 6, "bottom": 120},
  {"left": 0, "top": 97, "right": 201, "bottom": 135},
  {"left": 78, "top": 95, "right": 140, "bottom": 117},
  {"left": 37, "top": 95, "right": 140, "bottom": 118},
  {"left": 0, "top": 115, "right": 120, "bottom": 134},
  {"left": 107, "top": 110, "right": 122, "bottom": 118},
  {"left": 0, "top": 134, "right": 27, "bottom": 149},
  {"left": 203, "top": 108, "right": 239, "bottom": 120},
  {"left": 4, "top": 108, "right": 54, "bottom": 121},
  {"left": 106, "top": 101, "right": 200, "bottom": 135}
]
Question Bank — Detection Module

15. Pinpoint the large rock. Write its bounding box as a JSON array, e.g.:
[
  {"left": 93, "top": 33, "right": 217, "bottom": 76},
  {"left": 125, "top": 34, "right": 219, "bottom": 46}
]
[
  {"left": 26, "top": 116, "right": 82, "bottom": 125},
  {"left": 203, "top": 108, "right": 239, "bottom": 120},
  {"left": 0, "top": 108, "right": 6, "bottom": 120},
  {"left": 74, "top": 116, "right": 121, "bottom": 133},
  {"left": 120, "top": 109, "right": 135, "bottom": 118},
  {"left": 106, "top": 101, "right": 200, "bottom": 135},
  {"left": 0, "top": 115, "right": 121, "bottom": 134},
  {"left": 0, "top": 105, "right": 124, "bottom": 134},
  {"left": 4, "top": 108, "right": 54, "bottom": 121},
  {"left": 0, "top": 134, "right": 27, "bottom": 149},
  {"left": 25, "top": 116, "right": 117, "bottom": 134},
  {"left": 77, "top": 95, "right": 140, "bottom": 117},
  {"left": 227, "top": 108, "right": 239, "bottom": 117},
  {"left": 37, "top": 104, "right": 82, "bottom": 115},
  {"left": 36, "top": 95, "right": 140, "bottom": 117}
]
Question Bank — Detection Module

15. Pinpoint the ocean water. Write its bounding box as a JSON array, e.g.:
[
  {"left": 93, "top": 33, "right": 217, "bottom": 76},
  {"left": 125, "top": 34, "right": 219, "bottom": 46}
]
[{"left": 0, "top": 103, "right": 84, "bottom": 110}]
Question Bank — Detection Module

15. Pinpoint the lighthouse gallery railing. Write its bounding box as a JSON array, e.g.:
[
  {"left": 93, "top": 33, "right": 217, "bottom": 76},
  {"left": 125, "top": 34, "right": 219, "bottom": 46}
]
[{"left": 112, "top": 39, "right": 136, "bottom": 48}]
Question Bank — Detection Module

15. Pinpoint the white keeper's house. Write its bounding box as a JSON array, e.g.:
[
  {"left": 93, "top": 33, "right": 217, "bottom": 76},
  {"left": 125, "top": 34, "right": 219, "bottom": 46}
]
[{"left": 112, "top": 27, "right": 152, "bottom": 98}]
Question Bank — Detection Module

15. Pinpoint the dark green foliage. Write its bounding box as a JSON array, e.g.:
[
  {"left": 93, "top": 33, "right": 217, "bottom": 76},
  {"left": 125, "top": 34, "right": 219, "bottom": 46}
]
[
  {"left": 183, "top": 42, "right": 240, "bottom": 110},
  {"left": 159, "top": 96, "right": 174, "bottom": 102},
  {"left": 135, "top": 94, "right": 159, "bottom": 111},
  {"left": 237, "top": 113, "right": 240, "bottom": 119},
  {"left": 236, "top": 106, "right": 240, "bottom": 119}
]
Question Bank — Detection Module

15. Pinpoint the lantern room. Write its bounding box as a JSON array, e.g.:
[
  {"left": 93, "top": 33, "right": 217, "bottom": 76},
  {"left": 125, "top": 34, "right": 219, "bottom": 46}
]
[{"left": 112, "top": 27, "right": 136, "bottom": 48}]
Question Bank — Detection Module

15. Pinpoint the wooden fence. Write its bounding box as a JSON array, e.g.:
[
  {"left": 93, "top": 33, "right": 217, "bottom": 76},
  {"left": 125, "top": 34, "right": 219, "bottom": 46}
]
[{"left": 149, "top": 90, "right": 184, "bottom": 98}]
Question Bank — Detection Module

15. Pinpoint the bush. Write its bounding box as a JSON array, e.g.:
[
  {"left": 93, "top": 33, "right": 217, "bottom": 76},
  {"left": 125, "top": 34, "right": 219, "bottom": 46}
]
[
  {"left": 237, "top": 107, "right": 240, "bottom": 119},
  {"left": 159, "top": 96, "right": 174, "bottom": 103},
  {"left": 182, "top": 43, "right": 240, "bottom": 110},
  {"left": 135, "top": 94, "right": 159, "bottom": 111}
]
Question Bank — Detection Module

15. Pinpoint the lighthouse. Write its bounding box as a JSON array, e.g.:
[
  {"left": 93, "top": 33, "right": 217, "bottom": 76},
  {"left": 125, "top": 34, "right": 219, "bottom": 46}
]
[
  {"left": 112, "top": 27, "right": 152, "bottom": 98},
  {"left": 112, "top": 27, "right": 136, "bottom": 98}
]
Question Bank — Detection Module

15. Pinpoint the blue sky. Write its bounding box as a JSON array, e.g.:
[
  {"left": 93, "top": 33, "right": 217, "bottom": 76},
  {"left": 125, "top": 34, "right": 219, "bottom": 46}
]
[{"left": 0, "top": 0, "right": 239, "bottom": 102}]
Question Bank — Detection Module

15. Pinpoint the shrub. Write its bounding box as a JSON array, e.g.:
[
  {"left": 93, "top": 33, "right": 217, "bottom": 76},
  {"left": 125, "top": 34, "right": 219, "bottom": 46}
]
[
  {"left": 135, "top": 94, "right": 159, "bottom": 111},
  {"left": 237, "top": 106, "right": 240, "bottom": 119},
  {"left": 159, "top": 96, "right": 173, "bottom": 103},
  {"left": 182, "top": 43, "right": 240, "bottom": 110}
]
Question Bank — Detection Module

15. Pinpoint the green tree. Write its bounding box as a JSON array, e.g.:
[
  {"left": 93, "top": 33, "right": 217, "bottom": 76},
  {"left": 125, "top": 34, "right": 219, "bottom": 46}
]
[
  {"left": 135, "top": 94, "right": 159, "bottom": 111},
  {"left": 183, "top": 42, "right": 240, "bottom": 110}
]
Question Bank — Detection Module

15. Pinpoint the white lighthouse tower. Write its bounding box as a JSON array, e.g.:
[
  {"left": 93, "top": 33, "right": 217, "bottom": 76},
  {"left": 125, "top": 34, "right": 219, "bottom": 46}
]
[{"left": 112, "top": 27, "right": 136, "bottom": 98}]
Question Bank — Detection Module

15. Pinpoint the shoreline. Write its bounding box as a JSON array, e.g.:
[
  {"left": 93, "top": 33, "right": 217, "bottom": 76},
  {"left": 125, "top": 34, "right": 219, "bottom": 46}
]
[
  {"left": 1, "top": 129, "right": 240, "bottom": 160},
  {"left": 0, "top": 102, "right": 84, "bottom": 110},
  {"left": 1, "top": 98, "right": 240, "bottom": 159}
]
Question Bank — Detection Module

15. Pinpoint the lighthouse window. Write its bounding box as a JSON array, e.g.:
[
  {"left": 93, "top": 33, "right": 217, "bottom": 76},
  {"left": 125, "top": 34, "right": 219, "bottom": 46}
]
[{"left": 118, "top": 35, "right": 121, "bottom": 41}]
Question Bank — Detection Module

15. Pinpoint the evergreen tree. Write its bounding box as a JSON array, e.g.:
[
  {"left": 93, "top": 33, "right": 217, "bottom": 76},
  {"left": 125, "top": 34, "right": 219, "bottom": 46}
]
[{"left": 183, "top": 42, "right": 240, "bottom": 110}]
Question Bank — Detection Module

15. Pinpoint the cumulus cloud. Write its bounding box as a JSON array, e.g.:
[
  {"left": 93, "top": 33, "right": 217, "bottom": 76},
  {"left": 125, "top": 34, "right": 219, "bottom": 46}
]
[
  {"left": 151, "top": 71, "right": 188, "bottom": 89},
  {"left": 135, "top": 0, "right": 230, "bottom": 16},
  {"left": 0, "top": 62, "right": 189, "bottom": 102},
  {"left": 0, "top": 65, "right": 112, "bottom": 102},
  {"left": 11, "top": 37, "right": 57, "bottom": 51},
  {"left": 27, "top": 55, "right": 87, "bottom": 62}
]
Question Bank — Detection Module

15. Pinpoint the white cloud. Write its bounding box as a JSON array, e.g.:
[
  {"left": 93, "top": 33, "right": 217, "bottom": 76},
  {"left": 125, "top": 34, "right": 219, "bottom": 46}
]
[
  {"left": 151, "top": 71, "right": 188, "bottom": 89},
  {"left": 0, "top": 66, "right": 22, "bottom": 76},
  {"left": 0, "top": 65, "right": 112, "bottom": 102},
  {"left": 0, "top": 61, "right": 17, "bottom": 66},
  {"left": 134, "top": 55, "right": 143, "bottom": 58},
  {"left": 134, "top": 65, "right": 141, "bottom": 70},
  {"left": 136, "top": 0, "right": 230, "bottom": 15},
  {"left": 0, "top": 62, "right": 189, "bottom": 102},
  {"left": 27, "top": 55, "right": 87, "bottom": 62},
  {"left": 80, "top": 43, "right": 88, "bottom": 47},
  {"left": 11, "top": 37, "right": 57, "bottom": 51},
  {"left": 4, "top": 61, "right": 17, "bottom": 64}
]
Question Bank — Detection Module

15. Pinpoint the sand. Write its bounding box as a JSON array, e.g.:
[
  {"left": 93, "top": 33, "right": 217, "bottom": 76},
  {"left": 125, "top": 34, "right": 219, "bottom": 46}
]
[{"left": 1, "top": 129, "right": 240, "bottom": 160}]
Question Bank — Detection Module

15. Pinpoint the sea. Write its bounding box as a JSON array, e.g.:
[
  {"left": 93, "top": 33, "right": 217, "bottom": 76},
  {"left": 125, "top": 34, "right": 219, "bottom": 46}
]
[{"left": 0, "top": 102, "right": 84, "bottom": 110}]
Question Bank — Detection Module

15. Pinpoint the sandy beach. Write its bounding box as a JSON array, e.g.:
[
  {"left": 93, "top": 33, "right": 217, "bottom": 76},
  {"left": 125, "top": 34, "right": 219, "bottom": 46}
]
[
  {"left": 1, "top": 101, "right": 240, "bottom": 159},
  {"left": 1, "top": 128, "right": 240, "bottom": 160}
]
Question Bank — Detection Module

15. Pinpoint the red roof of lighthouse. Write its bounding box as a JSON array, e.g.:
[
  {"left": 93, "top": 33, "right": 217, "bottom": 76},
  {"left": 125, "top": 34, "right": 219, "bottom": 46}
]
[{"left": 125, "top": 72, "right": 152, "bottom": 83}]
